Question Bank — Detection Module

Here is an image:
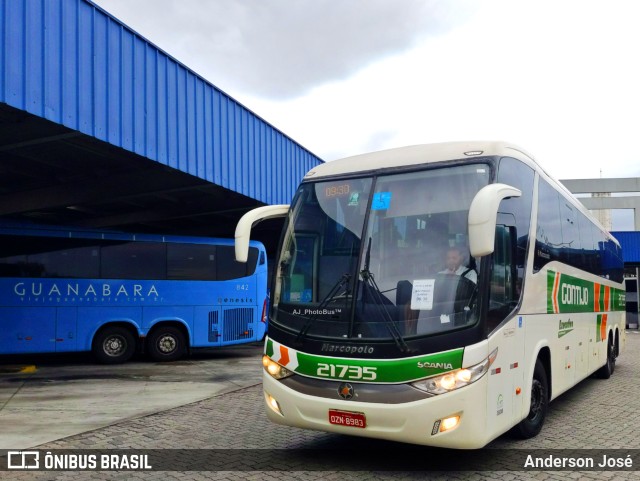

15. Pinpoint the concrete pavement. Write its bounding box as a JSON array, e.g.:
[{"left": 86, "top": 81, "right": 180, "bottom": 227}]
[
  {"left": 1, "top": 333, "right": 639, "bottom": 480},
  {"left": 0, "top": 344, "right": 264, "bottom": 449}
]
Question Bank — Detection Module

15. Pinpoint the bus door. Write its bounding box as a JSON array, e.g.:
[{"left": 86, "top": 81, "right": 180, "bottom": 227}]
[{"left": 486, "top": 225, "right": 526, "bottom": 432}]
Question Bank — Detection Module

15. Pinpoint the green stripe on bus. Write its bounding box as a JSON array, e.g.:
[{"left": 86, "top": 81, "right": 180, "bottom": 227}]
[
  {"left": 547, "top": 270, "right": 625, "bottom": 314},
  {"left": 294, "top": 349, "right": 464, "bottom": 383},
  {"left": 265, "top": 338, "right": 274, "bottom": 358},
  {"left": 266, "top": 337, "right": 463, "bottom": 383}
]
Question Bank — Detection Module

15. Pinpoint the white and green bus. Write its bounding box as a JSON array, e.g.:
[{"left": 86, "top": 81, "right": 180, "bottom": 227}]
[{"left": 235, "top": 142, "right": 626, "bottom": 449}]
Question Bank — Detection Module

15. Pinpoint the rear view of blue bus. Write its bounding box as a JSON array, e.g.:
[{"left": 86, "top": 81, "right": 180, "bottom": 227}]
[{"left": 0, "top": 222, "right": 268, "bottom": 363}]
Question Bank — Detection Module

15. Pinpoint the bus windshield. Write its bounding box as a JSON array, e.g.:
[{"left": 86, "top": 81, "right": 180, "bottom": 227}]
[{"left": 273, "top": 163, "right": 491, "bottom": 342}]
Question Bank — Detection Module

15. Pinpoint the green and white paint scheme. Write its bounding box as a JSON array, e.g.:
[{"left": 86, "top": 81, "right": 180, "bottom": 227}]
[
  {"left": 265, "top": 337, "right": 463, "bottom": 383},
  {"left": 547, "top": 270, "right": 625, "bottom": 315}
]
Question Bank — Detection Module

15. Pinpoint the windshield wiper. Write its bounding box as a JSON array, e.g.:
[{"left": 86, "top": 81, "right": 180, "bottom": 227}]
[
  {"left": 295, "top": 273, "right": 351, "bottom": 344},
  {"left": 359, "top": 238, "right": 410, "bottom": 353}
]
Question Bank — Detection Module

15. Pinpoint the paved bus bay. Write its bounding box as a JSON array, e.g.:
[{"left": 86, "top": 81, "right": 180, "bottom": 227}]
[{"left": 1, "top": 332, "right": 638, "bottom": 479}]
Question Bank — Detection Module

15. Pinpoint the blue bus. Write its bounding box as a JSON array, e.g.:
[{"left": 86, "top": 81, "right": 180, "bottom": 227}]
[{"left": 0, "top": 222, "right": 268, "bottom": 363}]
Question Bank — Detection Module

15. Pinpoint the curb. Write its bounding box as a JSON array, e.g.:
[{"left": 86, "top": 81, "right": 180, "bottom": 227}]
[{"left": 0, "top": 365, "right": 37, "bottom": 374}]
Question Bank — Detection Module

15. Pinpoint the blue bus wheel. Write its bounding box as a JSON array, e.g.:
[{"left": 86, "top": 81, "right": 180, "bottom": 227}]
[
  {"left": 147, "top": 326, "right": 186, "bottom": 362},
  {"left": 92, "top": 327, "right": 136, "bottom": 364}
]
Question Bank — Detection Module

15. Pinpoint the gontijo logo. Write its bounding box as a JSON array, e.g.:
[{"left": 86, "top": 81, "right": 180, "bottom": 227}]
[{"left": 547, "top": 271, "right": 624, "bottom": 314}]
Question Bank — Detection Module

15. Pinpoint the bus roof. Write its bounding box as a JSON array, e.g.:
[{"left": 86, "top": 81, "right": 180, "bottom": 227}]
[
  {"left": 302, "top": 140, "right": 619, "bottom": 246},
  {"left": 304, "top": 141, "right": 536, "bottom": 179}
]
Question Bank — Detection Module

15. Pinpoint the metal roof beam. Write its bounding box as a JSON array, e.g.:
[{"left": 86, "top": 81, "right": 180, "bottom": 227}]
[
  {"left": 561, "top": 178, "right": 640, "bottom": 193},
  {"left": 0, "top": 171, "right": 207, "bottom": 216},
  {"left": 74, "top": 204, "right": 259, "bottom": 229}
]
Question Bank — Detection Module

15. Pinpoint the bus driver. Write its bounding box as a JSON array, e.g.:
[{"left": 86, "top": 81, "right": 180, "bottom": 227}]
[{"left": 439, "top": 245, "right": 477, "bottom": 284}]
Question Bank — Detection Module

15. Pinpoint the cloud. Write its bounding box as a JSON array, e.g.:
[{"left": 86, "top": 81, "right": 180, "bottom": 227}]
[
  {"left": 93, "top": 0, "right": 640, "bottom": 186},
  {"left": 93, "top": 0, "right": 479, "bottom": 99}
]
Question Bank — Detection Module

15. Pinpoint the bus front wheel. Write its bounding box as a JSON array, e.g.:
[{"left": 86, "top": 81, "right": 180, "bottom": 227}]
[
  {"left": 92, "top": 326, "right": 136, "bottom": 364},
  {"left": 146, "top": 326, "right": 186, "bottom": 362},
  {"left": 513, "top": 359, "right": 548, "bottom": 439}
]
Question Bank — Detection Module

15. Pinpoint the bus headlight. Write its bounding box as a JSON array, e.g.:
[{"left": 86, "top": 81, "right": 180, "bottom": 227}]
[
  {"left": 262, "top": 355, "right": 294, "bottom": 380},
  {"left": 412, "top": 348, "right": 497, "bottom": 395}
]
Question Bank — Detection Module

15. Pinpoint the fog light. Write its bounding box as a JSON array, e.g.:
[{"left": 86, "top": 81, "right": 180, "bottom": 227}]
[
  {"left": 440, "top": 415, "right": 460, "bottom": 432},
  {"left": 265, "top": 392, "right": 283, "bottom": 416},
  {"left": 432, "top": 413, "right": 461, "bottom": 435}
]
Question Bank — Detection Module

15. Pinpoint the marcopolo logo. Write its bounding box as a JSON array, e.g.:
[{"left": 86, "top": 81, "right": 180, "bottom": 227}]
[{"left": 321, "top": 343, "right": 375, "bottom": 354}]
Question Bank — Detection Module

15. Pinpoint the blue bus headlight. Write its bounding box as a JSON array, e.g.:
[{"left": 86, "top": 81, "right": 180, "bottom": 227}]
[
  {"left": 412, "top": 348, "right": 497, "bottom": 395},
  {"left": 262, "top": 355, "right": 294, "bottom": 380}
]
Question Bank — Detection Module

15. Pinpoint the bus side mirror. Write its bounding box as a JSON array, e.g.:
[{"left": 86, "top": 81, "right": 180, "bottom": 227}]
[
  {"left": 235, "top": 205, "right": 289, "bottom": 262},
  {"left": 468, "top": 184, "right": 521, "bottom": 258}
]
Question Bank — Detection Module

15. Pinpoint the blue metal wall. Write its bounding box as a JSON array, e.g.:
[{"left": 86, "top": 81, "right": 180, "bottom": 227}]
[
  {"left": 0, "top": 0, "right": 322, "bottom": 205},
  {"left": 611, "top": 232, "right": 640, "bottom": 265}
]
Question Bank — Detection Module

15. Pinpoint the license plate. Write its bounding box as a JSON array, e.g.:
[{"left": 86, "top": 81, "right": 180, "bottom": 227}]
[{"left": 328, "top": 409, "right": 366, "bottom": 428}]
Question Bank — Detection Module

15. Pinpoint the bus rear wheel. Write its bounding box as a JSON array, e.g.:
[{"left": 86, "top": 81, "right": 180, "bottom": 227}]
[
  {"left": 92, "top": 326, "right": 136, "bottom": 364},
  {"left": 513, "top": 359, "right": 548, "bottom": 439},
  {"left": 147, "top": 326, "right": 186, "bottom": 362},
  {"left": 596, "top": 336, "right": 616, "bottom": 379}
]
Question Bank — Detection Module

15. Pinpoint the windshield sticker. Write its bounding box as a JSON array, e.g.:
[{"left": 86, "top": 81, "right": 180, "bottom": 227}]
[
  {"left": 410, "top": 279, "right": 435, "bottom": 310},
  {"left": 371, "top": 191, "right": 392, "bottom": 210},
  {"left": 348, "top": 192, "right": 360, "bottom": 206},
  {"left": 284, "top": 290, "right": 312, "bottom": 303}
]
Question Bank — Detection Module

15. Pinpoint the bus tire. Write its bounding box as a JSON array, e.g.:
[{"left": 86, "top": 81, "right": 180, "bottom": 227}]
[
  {"left": 147, "top": 326, "right": 186, "bottom": 362},
  {"left": 92, "top": 326, "right": 136, "bottom": 364},
  {"left": 513, "top": 359, "right": 548, "bottom": 439},
  {"left": 596, "top": 336, "right": 616, "bottom": 379}
]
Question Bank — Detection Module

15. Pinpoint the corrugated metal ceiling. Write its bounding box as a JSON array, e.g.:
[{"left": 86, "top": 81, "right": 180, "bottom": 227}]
[{"left": 0, "top": 0, "right": 322, "bottom": 245}]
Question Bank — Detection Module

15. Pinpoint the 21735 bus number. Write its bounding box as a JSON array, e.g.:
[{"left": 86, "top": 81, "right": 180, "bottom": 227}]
[{"left": 316, "top": 363, "right": 377, "bottom": 381}]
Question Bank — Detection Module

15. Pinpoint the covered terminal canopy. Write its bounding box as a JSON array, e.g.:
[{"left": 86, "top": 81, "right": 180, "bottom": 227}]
[{"left": 0, "top": 0, "right": 322, "bottom": 250}]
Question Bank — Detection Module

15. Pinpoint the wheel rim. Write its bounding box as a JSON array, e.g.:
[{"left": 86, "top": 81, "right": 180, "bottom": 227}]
[
  {"left": 103, "top": 335, "right": 126, "bottom": 357},
  {"left": 528, "top": 379, "right": 544, "bottom": 422},
  {"left": 607, "top": 340, "right": 615, "bottom": 368},
  {"left": 157, "top": 335, "right": 177, "bottom": 354}
]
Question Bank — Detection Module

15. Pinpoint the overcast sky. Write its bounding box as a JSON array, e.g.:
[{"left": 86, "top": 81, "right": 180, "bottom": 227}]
[{"left": 93, "top": 0, "right": 640, "bottom": 229}]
